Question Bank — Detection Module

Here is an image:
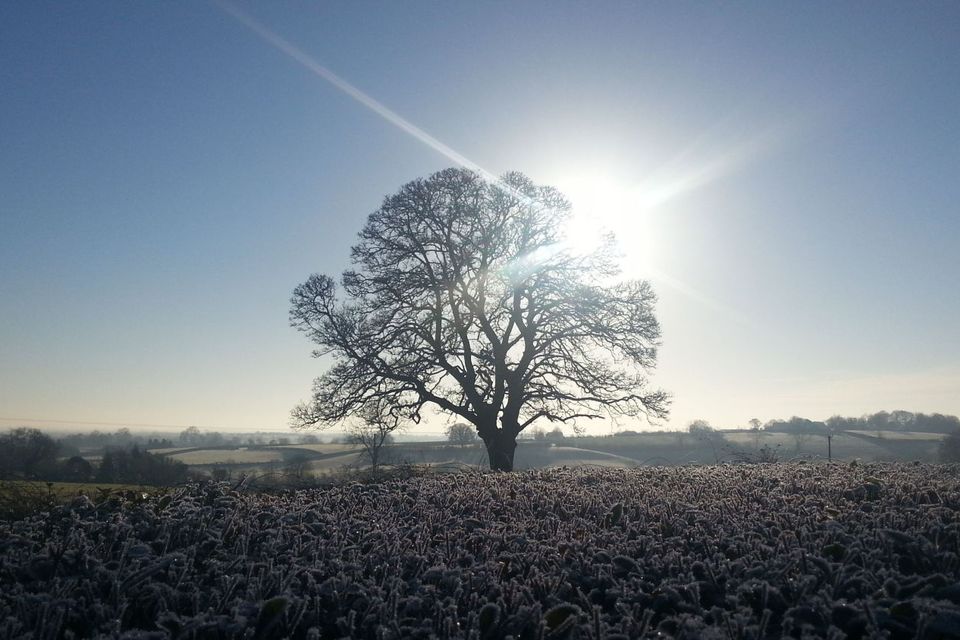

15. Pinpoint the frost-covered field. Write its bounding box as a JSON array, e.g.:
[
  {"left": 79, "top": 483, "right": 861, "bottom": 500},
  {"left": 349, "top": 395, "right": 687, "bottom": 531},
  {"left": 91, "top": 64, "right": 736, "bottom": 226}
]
[{"left": 2, "top": 464, "right": 960, "bottom": 639}]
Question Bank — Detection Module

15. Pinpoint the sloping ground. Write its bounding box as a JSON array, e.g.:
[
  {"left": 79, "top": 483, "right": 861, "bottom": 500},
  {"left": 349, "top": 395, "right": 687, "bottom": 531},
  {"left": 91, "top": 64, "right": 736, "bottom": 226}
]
[
  {"left": 304, "top": 451, "right": 364, "bottom": 473},
  {"left": 540, "top": 445, "right": 641, "bottom": 467},
  {"left": 845, "top": 431, "right": 947, "bottom": 441},
  {"left": 3, "top": 464, "right": 960, "bottom": 639},
  {"left": 167, "top": 448, "right": 286, "bottom": 465},
  {"left": 144, "top": 447, "right": 200, "bottom": 456},
  {"left": 271, "top": 444, "right": 361, "bottom": 454}
]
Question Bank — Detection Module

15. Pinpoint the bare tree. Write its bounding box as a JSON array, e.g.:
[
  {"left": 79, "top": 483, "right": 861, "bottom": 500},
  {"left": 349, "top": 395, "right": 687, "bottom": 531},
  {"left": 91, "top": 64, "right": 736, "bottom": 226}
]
[
  {"left": 688, "top": 420, "right": 725, "bottom": 463},
  {"left": 346, "top": 415, "right": 399, "bottom": 477},
  {"left": 290, "top": 168, "right": 668, "bottom": 470},
  {"left": 446, "top": 423, "right": 478, "bottom": 447}
]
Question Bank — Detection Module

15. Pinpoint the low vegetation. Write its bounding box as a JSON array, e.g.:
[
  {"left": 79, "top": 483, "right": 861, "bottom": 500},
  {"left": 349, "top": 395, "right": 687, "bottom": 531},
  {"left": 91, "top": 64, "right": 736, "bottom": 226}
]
[{"left": 2, "top": 463, "right": 959, "bottom": 638}]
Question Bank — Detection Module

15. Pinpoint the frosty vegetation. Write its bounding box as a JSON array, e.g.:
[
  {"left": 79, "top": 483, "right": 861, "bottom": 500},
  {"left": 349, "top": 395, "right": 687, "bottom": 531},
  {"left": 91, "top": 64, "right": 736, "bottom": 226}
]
[{"left": 3, "top": 463, "right": 960, "bottom": 639}]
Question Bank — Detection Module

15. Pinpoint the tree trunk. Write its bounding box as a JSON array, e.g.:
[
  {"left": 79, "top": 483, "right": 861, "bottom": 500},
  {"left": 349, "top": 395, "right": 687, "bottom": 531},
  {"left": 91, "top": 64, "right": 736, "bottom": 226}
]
[{"left": 483, "top": 430, "right": 517, "bottom": 471}]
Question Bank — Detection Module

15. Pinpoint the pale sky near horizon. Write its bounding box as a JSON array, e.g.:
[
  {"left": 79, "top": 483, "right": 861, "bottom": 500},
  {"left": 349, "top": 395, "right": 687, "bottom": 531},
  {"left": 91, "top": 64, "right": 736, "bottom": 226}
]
[{"left": 1, "top": 2, "right": 958, "bottom": 435}]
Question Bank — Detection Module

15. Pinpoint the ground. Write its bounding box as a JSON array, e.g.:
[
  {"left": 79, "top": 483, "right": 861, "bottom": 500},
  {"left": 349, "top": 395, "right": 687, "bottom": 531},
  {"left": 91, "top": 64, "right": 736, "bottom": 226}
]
[
  {"left": 2, "top": 463, "right": 959, "bottom": 639},
  {"left": 141, "top": 430, "right": 947, "bottom": 481}
]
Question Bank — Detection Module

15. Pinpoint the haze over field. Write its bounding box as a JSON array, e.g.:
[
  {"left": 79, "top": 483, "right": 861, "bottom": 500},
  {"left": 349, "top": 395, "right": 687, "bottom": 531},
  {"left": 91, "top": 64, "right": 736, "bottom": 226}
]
[{"left": 1, "top": 2, "right": 958, "bottom": 434}]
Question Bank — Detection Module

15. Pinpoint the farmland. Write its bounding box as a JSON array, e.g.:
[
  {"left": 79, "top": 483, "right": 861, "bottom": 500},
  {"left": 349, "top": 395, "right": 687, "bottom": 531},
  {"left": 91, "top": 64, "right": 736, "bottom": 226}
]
[
  {"left": 131, "top": 428, "right": 951, "bottom": 483},
  {"left": 3, "top": 463, "right": 960, "bottom": 639}
]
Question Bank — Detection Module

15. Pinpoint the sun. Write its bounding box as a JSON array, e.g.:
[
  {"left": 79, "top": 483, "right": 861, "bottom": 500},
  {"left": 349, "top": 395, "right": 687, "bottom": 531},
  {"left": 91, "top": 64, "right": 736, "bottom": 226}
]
[{"left": 557, "top": 174, "right": 663, "bottom": 280}]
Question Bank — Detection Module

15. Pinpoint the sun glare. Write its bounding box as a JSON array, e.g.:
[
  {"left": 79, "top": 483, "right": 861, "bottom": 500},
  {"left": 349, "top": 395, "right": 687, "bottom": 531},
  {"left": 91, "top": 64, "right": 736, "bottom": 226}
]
[{"left": 559, "top": 175, "right": 662, "bottom": 279}]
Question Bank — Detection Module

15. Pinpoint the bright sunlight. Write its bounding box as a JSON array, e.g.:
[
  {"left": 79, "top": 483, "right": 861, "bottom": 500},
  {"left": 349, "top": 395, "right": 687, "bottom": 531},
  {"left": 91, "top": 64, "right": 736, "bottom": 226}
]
[{"left": 559, "top": 174, "right": 665, "bottom": 279}]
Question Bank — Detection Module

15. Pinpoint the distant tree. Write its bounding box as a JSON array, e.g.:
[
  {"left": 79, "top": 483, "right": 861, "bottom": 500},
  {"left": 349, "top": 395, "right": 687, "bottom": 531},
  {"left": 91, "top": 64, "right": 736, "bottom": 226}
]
[
  {"left": 179, "top": 426, "right": 201, "bottom": 446},
  {"left": 825, "top": 415, "right": 857, "bottom": 432},
  {"left": 59, "top": 455, "right": 94, "bottom": 482},
  {"left": 865, "top": 411, "right": 892, "bottom": 432},
  {"left": 343, "top": 402, "right": 404, "bottom": 476},
  {"left": 919, "top": 412, "right": 960, "bottom": 434},
  {"left": 889, "top": 410, "right": 915, "bottom": 430},
  {"left": 687, "top": 420, "right": 715, "bottom": 436},
  {"left": 96, "top": 446, "right": 188, "bottom": 485},
  {"left": 146, "top": 437, "right": 175, "bottom": 449},
  {"left": 748, "top": 418, "right": 762, "bottom": 448},
  {"left": 688, "top": 420, "right": 725, "bottom": 462},
  {"left": 940, "top": 430, "right": 960, "bottom": 463},
  {"left": 764, "top": 416, "right": 827, "bottom": 435},
  {"left": 446, "top": 423, "right": 478, "bottom": 447},
  {"left": 545, "top": 427, "right": 565, "bottom": 442},
  {"left": 763, "top": 416, "right": 827, "bottom": 455},
  {"left": 0, "top": 428, "right": 60, "bottom": 479},
  {"left": 300, "top": 434, "right": 321, "bottom": 445},
  {"left": 290, "top": 168, "right": 669, "bottom": 470}
]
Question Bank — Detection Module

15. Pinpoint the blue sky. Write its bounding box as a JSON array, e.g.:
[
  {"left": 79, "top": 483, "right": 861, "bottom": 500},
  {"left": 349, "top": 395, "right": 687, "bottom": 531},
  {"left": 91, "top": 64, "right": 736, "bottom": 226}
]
[{"left": 1, "top": 1, "right": 958, "bottom": 433}]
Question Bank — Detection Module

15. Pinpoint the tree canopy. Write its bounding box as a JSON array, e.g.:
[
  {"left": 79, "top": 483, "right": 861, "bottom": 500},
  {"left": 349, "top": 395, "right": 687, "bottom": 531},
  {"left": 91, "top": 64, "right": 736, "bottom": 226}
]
[
  {"left": 0, "top": 428, "right": 59, "bottom": 479},
  {"left": 290, "top": 168, "right": 668, "bottom": 470}
]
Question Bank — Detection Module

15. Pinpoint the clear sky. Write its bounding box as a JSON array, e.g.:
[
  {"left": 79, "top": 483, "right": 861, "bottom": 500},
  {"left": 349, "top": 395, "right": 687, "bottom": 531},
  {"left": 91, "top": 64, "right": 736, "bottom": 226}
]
[{"left": 1, "top": 1, "right": 958, "bottom": 434}]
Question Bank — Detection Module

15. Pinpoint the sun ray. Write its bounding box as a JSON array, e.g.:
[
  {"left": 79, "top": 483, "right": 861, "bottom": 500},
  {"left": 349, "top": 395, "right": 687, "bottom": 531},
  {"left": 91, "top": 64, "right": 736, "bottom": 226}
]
[
  {"left": 213, "top": 1, "right": 765, "bottom": 327},
  {"left": 211, "top": 0, "right": 513, "bottom": 190}
]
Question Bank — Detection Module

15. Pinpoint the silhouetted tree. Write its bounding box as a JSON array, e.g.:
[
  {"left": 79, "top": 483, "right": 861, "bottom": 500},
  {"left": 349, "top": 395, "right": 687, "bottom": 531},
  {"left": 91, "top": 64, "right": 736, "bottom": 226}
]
[
  {"left": 345, "top": 407, "right": 401, "bottom": 476},
  {"left": 0, "top": 428, "right": 59, "bottom": 479},
  {"left": 60, "top": 456, "right": 94, "bottom": 482},
  {"left": 96, "top": 446, "right": 188, "bottom": 485},
  {"left": 179, "top": 426, "right": 201, "bottom": 446},
  {"left": 290, "top": 168, "right": 668, "bottom": 470}
]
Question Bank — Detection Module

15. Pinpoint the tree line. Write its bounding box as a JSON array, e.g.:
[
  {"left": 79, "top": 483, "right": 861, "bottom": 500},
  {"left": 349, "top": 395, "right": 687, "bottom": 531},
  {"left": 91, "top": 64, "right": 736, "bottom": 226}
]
[
  {"left": 0, "top": 428, "right": 188, "bottom": 485},
  {"left": 763, "top": 410, "right": 960, "bottom": 435}
]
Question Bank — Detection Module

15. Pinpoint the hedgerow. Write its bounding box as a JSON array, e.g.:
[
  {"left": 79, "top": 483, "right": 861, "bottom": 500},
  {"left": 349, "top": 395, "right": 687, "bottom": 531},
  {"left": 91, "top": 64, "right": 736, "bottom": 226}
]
[{"left": 2, "top": 463, "right": 960, "bottom": 639}]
